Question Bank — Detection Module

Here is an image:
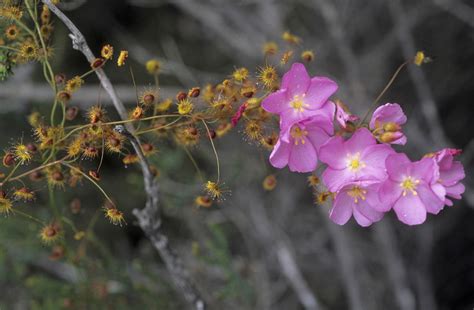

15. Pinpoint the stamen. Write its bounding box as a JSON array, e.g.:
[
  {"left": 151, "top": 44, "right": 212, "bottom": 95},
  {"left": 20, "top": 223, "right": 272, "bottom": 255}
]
[
  {"left": 290, "top": 125, "right": 308, "bottom": 146},
  {"left": 346, "top": 152, "right": 366, "bottom": 172},
  {"left": 400, "top": 176, "right": 420, "bottom": 196},
  {"left": 290, "top": 94, "right": 309, "bottom": 112},
  {"left": 347, "top": 186, "right": 367, "bottom": 204}
]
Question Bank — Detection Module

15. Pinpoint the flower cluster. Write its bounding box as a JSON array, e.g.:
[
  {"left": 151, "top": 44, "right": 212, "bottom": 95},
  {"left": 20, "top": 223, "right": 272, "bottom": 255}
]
[{"left": 262, "top": 63, "right": 465, "bottom": 226}]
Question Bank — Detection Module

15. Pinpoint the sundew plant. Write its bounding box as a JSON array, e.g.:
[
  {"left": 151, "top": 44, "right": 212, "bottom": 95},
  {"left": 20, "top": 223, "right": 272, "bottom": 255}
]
[{"left": 0, "top": 0, "right": 468, "bottom": 309}]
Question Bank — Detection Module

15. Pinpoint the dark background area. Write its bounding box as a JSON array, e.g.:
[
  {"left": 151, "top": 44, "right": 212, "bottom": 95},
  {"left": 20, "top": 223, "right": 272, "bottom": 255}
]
[{"left": 1, "top": 0, "right": 474, "bottom": 309}]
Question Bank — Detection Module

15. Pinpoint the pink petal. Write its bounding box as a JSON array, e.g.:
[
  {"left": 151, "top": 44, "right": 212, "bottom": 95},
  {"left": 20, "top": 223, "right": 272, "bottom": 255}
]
[
  {"left": 304, "top": 76, "right": 338, "bottom": 110},
  {"left": 446, "top": 183, "right": 465, "bottom": 200},
  {"left": 378, "top": 179, "right": 402, "bottom": 207},
  {"left": 366, "top": 183, "right": 392, "bottom": 212},
  {"left": 390, "top": 134, "right": 407, "bottom": 145},
  {"left": 417, "top": 183, "right": 445, "bottom": 215},
  {"left": 318, "top": 136, "right": 347, "bottom": 169},
  {"left": 261, "top": 90, "right": 289, "bottom": 114},
  {"left": 440, "top": 161, "right": 465, "bottom": 186},
  {"left": 280, "top": 63, "right": 310, "bottom": 97},
  {"left": 355, "top": 200, "right": 384, "bottom": 223},
  {"left": 345, "top": 128, "right": 376, "bottom": 153},
  {"left": 303, "top": 101, "right": 336, "bottom": 135},
  {"left": 411, "top": 157, "right": 438, "bottom": 183},
  {"left": 385, "top": 153, "right": 411, "bottom": 182},
  {"left": 322, "top": 167, "right": 355, "bottom": 192},
  {"left": 335, "top": 103, "right": 358, "bottom": 128},
  {"left": 279, "top": 109, "right": 322, "bottom": 135},
  {"left": 269, "top": 139, "right": 290, "bottom": 169},
  {"left": 329, "top": 193, "right": 353, "bottom": 225},
  {"left": 306, "top": 127, "right": 331, "bottom": 153},
  {"left": 361, "top": 144, "right": 395, "bottom": 181},
  {"left": 393, "top": 195, "right": 427, "bottom": 225},
  {"left": 353, "top": 208, "right": 375, "bottom": 227},
  {"left": 431, "top": 182, "right": 447, "bottom": 203},
  {"left": 287, "top": 139, "right": 318, "bottom": 173}
]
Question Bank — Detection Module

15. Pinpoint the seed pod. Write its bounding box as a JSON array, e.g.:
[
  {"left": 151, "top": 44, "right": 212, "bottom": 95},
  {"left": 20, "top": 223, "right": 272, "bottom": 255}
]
[
  {"left": 188, "top": 87, "right": 200, "bottom": 98},
  {"left": 3, "top": 153, "right": 15, "bottom": 167},
  {"left": 91, "top": 58, "right": 105, "bottom": 69},
  {"left": 176, "top": 91, "right": 187, "bottom": 101}
]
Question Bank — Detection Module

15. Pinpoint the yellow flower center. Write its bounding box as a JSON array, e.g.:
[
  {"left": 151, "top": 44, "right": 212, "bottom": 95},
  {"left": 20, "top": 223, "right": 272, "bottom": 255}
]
[
  {"left": 400, "top": 176, "right": 420, "bottom": 196},
  {"left": 347, "top": 186, "right": 367, "bottom": 203},
  {"left": 346, "top": 152, "right": 365, "bottom": 172},
  {"left": 290, "top": 126, "right": 308, "bottom": 145},
  {"left": 290, "top": 94, "right": 308, "bottom": 112}
]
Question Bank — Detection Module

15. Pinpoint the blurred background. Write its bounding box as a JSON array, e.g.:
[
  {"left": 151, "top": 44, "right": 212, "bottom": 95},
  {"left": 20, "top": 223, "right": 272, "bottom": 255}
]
[{"left": 1, "top": 0, "right": 474, "bottom": 309}]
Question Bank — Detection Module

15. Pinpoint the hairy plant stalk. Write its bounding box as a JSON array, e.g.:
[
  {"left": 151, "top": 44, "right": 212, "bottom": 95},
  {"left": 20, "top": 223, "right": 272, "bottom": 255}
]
[{"left": 41, "top": 1, "right": 205, "bottom": 308}]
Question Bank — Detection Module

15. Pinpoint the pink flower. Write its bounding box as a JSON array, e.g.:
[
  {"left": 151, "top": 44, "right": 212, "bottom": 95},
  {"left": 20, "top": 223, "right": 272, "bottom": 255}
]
[
  {"left": 379, "top": 153, "right": 445, "bottom": 225},
  {"left": 270, "top": 114, "right": 333, "bottom": 173},
  {"left": 432, "top": 148, "right": 465, "bottom": 206},
  {"left": 330, "top": 182, "right": 384, "bottom": 226},
  {"left": 261, "top": 63, "right": 338, "bottom": 133},
  {"left": 319, "top": 128, "right": 395, "bottom": 192},
  {"left": 335, "top": 100, "right": 359, "bottom": 129},
  {"left": 369, "top": 103, "right": 407, "bottom": 145}
]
